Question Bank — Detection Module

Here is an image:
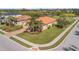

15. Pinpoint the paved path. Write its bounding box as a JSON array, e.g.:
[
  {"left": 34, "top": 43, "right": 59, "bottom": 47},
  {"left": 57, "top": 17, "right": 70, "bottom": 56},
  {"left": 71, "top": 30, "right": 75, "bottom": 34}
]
[
  {"left": 49, "top": 22, "right": 79, "bottom": 51},
  {"left": 0, "top": 34, "right": 30, "bottom": 51}
]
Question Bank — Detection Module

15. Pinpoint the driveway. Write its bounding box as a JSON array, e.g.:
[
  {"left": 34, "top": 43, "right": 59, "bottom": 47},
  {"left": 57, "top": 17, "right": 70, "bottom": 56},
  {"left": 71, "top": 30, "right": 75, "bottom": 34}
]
[
  {"left": 5, "top": 25, "right": 27, "bottom": 37},
  {"left": 0, "top": 34, "right": 29, "bottom": 51},
  {"left": 53, "top": 22, "right": 79, "bottom": 51}
]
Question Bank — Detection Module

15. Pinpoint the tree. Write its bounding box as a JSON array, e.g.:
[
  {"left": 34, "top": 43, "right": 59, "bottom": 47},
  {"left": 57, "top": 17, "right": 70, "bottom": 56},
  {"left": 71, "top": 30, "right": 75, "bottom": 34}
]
[
  {"left": 28, "top": 17, "right": 43, "bottom": 32},
  {"left": 0, "top": 16, "right": 5, "bottom": 24},
  {"left": 5, "top": 16, "right": 17, "bottom": 27},
  {"left": 56, "top": 16, "right": 68, "bottom": 28}
]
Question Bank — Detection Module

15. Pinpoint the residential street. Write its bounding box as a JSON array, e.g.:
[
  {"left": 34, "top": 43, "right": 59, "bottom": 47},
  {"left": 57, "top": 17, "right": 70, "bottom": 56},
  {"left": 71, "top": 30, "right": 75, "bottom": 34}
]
[
  {"left": 52, "top": 22, "right": 79, "bottom": 51},
  {"left": 0, "top": 34, "right": 29, "bottom": 51}
]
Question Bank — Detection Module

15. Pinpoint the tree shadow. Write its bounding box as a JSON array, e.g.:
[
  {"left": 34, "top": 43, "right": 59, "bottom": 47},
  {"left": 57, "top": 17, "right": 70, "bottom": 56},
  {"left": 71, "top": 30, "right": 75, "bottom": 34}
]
[
  {"left": 75, "top": 31, "right": 79, "bottom": 35},
  {"left": 62, "top": 47, "right": 70, "bottom": 51},
  {"left": 62, "top": 45, "right": 79, "bottom": 51}
]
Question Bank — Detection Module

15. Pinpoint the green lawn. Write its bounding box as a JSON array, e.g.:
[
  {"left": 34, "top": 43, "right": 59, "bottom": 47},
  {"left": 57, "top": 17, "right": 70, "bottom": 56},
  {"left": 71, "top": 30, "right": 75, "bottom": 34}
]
[{"left": 18, "top": 26, "right": 65, "bottom": 44}]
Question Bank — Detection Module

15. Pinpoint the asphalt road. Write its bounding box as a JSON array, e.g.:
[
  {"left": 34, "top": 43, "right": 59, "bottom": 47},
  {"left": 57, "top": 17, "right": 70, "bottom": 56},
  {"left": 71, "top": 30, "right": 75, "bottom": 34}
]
[
  {"left": 0, "top": 34, "right": 29, "bottom": 51},
  {"left": 53, "top": 22, "right": 79, "bottom": 51}
]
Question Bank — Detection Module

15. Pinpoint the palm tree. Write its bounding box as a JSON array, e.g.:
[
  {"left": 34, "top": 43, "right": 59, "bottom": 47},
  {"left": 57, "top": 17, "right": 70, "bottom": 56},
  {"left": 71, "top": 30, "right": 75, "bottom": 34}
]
[
  {"left": 28, "top": 17, "right": 43, "bottom": 32},
  {"left": 5, "top": 16, "right": 17, "bottom": 27},
  {"left": 35, "top": 21, "right": 43, "bottom": 32}
]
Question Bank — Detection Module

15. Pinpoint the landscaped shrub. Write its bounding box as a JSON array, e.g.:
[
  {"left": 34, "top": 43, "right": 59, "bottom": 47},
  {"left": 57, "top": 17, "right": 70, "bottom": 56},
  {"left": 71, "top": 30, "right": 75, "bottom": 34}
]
[
  {"left": 52, "top": 24, "right": 55, "bottom": 27},
  {"left": 56, "top": 17, "right": 74, "bottom": 28},
  {"left": 48, "top": 26, "right": 51, "bottom": 29}
]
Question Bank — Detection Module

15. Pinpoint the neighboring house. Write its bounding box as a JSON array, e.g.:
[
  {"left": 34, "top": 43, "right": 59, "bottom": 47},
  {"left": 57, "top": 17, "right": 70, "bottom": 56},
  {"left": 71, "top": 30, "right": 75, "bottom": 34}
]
[
  {"left": 16, "top": 15, "right": 31, "bottom": 25},
  {"left": 37, "top": 16, "right": 57, "bottom": 31}
]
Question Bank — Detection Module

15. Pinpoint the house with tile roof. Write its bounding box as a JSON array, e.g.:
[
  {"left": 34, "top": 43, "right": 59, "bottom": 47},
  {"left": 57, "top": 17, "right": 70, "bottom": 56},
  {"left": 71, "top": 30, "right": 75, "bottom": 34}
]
[
  {"left": 16, "top": 15, "right": 31, "bottom": 25},
  {"left": 37, "top": 16, "right": 57, "bottom": 31}
]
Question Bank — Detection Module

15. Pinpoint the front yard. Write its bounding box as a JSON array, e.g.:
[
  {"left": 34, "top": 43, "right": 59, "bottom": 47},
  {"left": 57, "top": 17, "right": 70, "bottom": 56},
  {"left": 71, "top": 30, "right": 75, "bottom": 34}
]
[{"left": 18, "top": 26, "right": 65, "bottom": 44}]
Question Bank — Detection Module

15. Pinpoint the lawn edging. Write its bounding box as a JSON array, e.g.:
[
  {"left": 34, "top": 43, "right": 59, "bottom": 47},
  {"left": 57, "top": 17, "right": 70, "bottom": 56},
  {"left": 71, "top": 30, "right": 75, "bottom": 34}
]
[{"left": 39, "top": 20, "right": 78, "bottom": 50}]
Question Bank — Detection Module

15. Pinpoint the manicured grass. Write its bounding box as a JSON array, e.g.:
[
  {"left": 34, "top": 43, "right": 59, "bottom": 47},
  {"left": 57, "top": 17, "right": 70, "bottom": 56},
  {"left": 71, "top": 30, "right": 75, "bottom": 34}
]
[
  {"left": 10, "top": 37, "right": 32, "bottom": 48},
  {"left": 39, "top": 21, "right": 78, "bottom": 50},
  {"left": 0, "top": 24, "right": 22, "bottom": 32},
  {"left": 18, "top": 26, "right": 65, "bottom": 44}
]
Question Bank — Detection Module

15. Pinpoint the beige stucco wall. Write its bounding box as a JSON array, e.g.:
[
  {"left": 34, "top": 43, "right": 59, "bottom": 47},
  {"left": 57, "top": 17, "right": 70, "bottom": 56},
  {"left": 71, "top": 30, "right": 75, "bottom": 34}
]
[
  {"left": 42, "top": 25, "right": 48, "bottom": 31},
  {"left": 42, "top": 22, "right": 57, "bottom": 31},
  {"left": 17, "top": 21, "right": 26, "bottom": 25},
  {"left": 42, "top": 23, "right": 52, "bottom": 31},
  {"left": 17, "top": 22, "right": 22, "bottom": 25}
]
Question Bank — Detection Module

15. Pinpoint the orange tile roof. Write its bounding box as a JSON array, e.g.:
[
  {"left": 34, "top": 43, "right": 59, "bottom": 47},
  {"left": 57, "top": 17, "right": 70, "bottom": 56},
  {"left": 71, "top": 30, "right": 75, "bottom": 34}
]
[
  {"left": 16, "top": 15, "right": 31, "bottom": 21},
  {"left": 37, "top": 16, "right": 56, "bottom": 25}
]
